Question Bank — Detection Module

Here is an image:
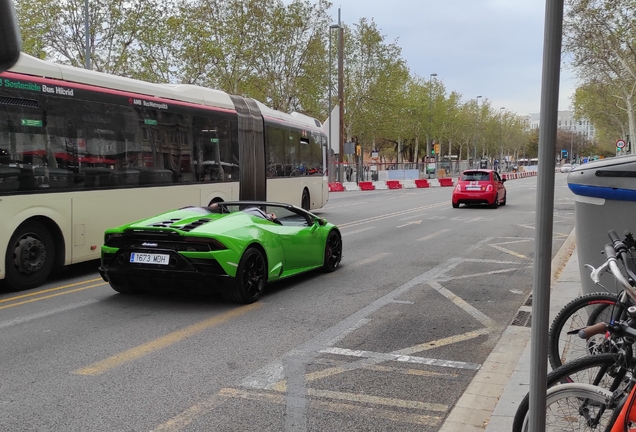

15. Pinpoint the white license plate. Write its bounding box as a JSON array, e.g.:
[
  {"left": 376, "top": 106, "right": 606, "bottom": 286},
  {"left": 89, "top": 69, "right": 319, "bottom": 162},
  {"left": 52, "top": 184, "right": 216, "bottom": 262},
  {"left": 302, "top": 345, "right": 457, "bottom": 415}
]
[
  {"left": 466, "top": 186, "right": 482, "bottom": 191},
  {"left": 130, "top": 252, "right": 170, "bottom": 265}
]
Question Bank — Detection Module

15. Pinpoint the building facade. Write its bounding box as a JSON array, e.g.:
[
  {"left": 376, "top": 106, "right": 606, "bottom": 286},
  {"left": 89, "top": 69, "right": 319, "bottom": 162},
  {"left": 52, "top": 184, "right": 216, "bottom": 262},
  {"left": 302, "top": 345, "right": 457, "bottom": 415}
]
[{"left": 526, "top": 111, "right": 595, "bottom": 139}]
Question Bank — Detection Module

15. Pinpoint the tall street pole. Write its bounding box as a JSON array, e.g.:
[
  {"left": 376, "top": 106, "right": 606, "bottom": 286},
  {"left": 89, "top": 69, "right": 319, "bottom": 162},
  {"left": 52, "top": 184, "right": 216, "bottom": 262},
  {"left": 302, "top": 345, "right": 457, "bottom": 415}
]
[
  {"left": 529, "top": 0, "right": 563, "bottom": 429},
  {"left": 337, "top": 9, "right": 344, "bottom": 184},
  {"left": 427, "top": 73, "right": 437, "bottom": 179},
  {"left": 474, "top": 95, "right": 482, "bottom": 167},
  {"left": 84, "top": 0, "right": 90, "bottom": 70},
  {"left": 499, "top": 107, "right": 505, "bottom": 172},
  {"left": 327, "top": 23, "right": 339, "bottom": 183}
]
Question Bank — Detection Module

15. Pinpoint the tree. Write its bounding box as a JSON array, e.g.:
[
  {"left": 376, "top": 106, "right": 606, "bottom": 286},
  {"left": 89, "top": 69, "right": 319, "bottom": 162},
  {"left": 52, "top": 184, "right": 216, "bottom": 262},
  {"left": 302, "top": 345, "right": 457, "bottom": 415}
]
[
  {"left": 565, "top": 0, "right": 636, "bottom": 152},
  {"left": 341, "top": 18, "right": 409, "bottom": 159}
]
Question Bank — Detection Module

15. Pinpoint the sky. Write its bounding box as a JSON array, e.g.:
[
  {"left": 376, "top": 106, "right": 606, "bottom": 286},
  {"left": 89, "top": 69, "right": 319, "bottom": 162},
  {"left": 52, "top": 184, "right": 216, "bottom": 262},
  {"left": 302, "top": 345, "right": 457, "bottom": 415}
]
[{"left": 328, "top": 0, "right": 577, "bottom": 117}]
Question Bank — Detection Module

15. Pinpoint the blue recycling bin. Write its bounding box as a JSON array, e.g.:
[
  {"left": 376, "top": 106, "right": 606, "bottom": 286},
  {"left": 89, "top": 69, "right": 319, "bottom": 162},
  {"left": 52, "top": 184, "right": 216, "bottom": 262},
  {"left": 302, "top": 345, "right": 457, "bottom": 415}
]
[{"left": 567, "top": 154, "right": 636, "bottom": 294}]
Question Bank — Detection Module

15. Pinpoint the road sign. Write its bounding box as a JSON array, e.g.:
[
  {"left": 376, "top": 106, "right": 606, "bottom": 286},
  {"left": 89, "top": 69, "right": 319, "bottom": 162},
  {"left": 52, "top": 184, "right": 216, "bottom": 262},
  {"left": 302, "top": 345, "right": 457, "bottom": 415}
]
[{"left": 617, "top": 139, "right": 626, "bottom": 148}]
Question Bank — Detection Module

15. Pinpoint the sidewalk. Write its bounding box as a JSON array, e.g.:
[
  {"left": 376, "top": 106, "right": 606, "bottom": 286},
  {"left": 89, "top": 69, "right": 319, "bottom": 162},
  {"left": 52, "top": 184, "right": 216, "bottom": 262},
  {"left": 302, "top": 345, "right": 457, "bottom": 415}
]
[{"left": 439, "top": 229, "right": 579, "bottom": 431}]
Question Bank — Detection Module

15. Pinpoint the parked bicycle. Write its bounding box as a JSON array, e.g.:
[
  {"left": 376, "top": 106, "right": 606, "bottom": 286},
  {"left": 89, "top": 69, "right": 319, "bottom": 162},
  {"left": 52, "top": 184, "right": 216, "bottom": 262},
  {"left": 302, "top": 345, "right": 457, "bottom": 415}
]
[
  {"left": 548, "top": 231, "right": 636, "bottom": 369},
  {"left": 513, "top": 231, "right": 636, "bottom": 431}
]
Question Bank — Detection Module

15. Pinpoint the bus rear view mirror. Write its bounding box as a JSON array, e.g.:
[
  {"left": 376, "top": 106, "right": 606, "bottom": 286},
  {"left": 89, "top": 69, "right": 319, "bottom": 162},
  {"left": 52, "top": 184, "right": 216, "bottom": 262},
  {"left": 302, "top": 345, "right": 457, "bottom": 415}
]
[{"left": 0, "top": 0, "right": 21, "bottom": 72}]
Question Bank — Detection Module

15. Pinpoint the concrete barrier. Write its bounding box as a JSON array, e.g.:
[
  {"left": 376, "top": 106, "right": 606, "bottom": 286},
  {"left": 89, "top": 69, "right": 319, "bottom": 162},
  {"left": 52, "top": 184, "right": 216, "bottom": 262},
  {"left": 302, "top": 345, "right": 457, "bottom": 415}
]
[{"left": 359, "top": 181, "right": 375, "bottom": 190}]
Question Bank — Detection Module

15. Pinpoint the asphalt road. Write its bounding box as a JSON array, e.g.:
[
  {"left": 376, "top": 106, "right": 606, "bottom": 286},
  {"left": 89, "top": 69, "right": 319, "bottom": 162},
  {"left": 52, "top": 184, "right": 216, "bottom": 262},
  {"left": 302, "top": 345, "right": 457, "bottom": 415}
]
[{"left": 0, "top": 173, "right": 575, "bottom": 432}]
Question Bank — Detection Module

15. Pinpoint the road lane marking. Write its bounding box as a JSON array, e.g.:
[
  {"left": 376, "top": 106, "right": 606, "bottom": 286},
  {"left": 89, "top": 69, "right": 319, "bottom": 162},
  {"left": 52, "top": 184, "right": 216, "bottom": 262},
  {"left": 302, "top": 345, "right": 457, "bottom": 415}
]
[
  {"left": 241, "top": 238, "right": 495, "bottom": 393},
  {"left": 150, "top": 393, "right": 229, "bottom": 432},
  {"left": 428, "top": 281, "right": 494, "bottom": 327},
  {"left": 0, "top": 277, "right": 104, "bottom": 304},
  {"left": 338, "top": 202, "right": 446, "bottom": 229},
  {"left": 341, "top": 226, "right": 375, "bottom": 237},
  {"left": 0, "top": 299, "right": 99, "bottom": 329},
  {"left": 308, "top": 388, "right": 448, "bottom": 412},
  {"left": 488, "top": 244, "right": 528, "bottom": 259},
  {"left": 437, "top": 267, "right": 526, "bottom": 281},
  {"left": 152, "top": 387, "right": 444, "bottom": 431},
  {"left": 417, "top": 229, "right": 451, "bottom": 242},
  {"left": 393, "top": 328, "right": 491, "bottom": 356},
  {"left": 399, "top": 214, "right": 426, "bottom": 221},
  {"left": 325, "top": 318, "right": 371, "bottom": 346},
  {"left": 295, "top": 329, "right": 488, "bottom": 387},
  {"left": 319, "top": 347, "right": 481, "bottom": 370},
  {"left": 397, "top": 220, "right": 422, "bottom": 228},
  {"left": 345, "top": 253, "right": 389, "bottom": 269},
  {"left": 0, "top": 283, "right": 106, "bottom": 310},
  {"left": 73, "top": 303, "right": 262, "bottom": 376}
]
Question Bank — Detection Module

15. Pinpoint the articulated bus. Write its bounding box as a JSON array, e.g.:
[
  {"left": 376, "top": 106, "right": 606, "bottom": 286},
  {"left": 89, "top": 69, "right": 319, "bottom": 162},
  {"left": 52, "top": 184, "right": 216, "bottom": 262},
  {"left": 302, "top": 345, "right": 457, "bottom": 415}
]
[{"left": 0, "top": 53, "right": 328, "bottom": 291}]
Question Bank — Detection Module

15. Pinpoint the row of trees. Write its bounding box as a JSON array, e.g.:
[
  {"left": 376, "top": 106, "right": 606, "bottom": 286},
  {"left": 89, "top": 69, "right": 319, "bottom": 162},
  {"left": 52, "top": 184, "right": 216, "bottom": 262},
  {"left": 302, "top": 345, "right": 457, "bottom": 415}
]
[
  {"left": 18, "top": 0, "right": 612, "bottom": 164},
  {"left": 566, "top": 0, "right": 636, "bottom": 153}
]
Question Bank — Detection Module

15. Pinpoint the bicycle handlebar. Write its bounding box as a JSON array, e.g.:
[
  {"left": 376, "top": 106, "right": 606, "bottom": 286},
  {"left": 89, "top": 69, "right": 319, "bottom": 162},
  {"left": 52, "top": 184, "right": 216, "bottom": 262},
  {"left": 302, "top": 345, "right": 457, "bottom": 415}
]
[
  {"left": 584, "top": 231, "right": 636, "bottom": 303},
  {"left": 578, "top": 322, "right": 608, "bottom": 339},
  {"left": 578, "top": 320, "right": 636, "bottom": 341}
]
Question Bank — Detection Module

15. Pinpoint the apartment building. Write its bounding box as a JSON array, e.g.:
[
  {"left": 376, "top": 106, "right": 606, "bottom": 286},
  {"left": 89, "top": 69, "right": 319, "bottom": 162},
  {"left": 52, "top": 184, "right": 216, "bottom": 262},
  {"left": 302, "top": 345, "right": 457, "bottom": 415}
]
[{"left": 526, "top": 111, "right": 595, "bottom": 139}]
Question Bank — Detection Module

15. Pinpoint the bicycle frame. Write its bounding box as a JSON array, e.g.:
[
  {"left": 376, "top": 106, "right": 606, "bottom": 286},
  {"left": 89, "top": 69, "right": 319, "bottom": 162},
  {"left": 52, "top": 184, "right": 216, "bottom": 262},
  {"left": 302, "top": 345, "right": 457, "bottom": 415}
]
[{"left": 609, "top": 379, "right": 636, "bottom": 431}]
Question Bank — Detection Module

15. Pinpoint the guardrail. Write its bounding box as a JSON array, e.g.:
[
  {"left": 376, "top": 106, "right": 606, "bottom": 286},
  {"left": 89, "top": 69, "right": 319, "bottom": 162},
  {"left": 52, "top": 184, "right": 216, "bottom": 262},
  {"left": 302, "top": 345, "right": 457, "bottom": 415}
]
[{"left": 329, "top": 170, "right": 537, "bottom": 192}]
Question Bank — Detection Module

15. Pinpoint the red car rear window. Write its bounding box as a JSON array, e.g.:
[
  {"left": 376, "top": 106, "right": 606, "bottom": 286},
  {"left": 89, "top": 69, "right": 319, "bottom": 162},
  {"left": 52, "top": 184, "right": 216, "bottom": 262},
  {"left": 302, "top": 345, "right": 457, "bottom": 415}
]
[{"left": 461, "top": 172, "right": 490, "bottom": 182}]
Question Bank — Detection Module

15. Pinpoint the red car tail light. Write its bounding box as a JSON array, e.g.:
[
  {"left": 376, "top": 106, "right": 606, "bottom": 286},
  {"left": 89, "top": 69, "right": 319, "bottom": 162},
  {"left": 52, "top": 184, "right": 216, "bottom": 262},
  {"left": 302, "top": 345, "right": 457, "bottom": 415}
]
[{"left": 486, "top": 184, "right": 493, "bottom": 192}]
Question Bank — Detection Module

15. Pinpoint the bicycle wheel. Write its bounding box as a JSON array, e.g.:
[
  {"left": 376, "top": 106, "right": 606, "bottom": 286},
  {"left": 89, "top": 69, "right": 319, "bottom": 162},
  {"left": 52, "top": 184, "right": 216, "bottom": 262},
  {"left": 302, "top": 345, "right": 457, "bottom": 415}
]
[
  {"left": 548, "top": 292, "right": 620, "bottom": 369},
  {"left": 521, "top": 383, "right": 615, "bottom": 431},
  {"left": 512, "top": 353, "right": 632, "bottom": 432}
]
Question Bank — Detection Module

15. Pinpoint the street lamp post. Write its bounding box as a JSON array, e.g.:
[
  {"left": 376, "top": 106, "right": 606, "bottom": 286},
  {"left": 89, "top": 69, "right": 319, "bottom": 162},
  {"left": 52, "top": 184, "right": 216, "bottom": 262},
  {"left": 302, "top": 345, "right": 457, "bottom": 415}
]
[
  {"left": 337, "top": 18, "right": 344, "bottom": 184},
  {"left": 327, "top": 23, "right": 340, "bottom": 183},
  {"left": 427, "top": 73, "right": 437, "bottom": 179},
  {"left": 499, "top": 107, "right": 505, "bottom": 172},
  {"left": 84, "top": 0, "right": 90, "bottom": 69},
  {"left": 474, "top": 95, "right": 482, "bottom": 168}
]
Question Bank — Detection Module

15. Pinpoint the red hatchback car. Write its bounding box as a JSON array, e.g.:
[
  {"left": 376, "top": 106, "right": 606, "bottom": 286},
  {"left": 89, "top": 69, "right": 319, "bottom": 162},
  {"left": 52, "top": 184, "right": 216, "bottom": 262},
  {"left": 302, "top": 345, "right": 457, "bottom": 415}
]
[{"left": 452, "top": 169, "right": 507, "bottom": 208}]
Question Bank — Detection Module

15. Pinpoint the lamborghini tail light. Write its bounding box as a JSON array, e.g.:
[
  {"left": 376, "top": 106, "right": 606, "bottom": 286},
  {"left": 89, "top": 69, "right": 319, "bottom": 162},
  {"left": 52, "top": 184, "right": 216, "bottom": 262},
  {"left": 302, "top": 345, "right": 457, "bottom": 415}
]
[{"left": 184, "top": 236, "right": 227, "bottom": 250}]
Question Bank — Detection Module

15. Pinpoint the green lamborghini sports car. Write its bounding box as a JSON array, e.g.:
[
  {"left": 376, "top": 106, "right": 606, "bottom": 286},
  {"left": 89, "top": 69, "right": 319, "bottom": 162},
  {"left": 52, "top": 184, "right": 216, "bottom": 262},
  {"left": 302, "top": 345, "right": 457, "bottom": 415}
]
[{"left": 98, "top": 201, "right": 342, "bottom": 303}]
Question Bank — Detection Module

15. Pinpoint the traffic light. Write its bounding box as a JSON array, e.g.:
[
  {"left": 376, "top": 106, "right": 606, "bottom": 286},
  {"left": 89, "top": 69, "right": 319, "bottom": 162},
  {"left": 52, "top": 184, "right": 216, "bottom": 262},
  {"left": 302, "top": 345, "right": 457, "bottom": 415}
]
[
  {"left": 355, "top": 145, "right": 361, "bottom": 156},
  {"left": 434, "top": 144, "right": 440, "bottom": 155}
]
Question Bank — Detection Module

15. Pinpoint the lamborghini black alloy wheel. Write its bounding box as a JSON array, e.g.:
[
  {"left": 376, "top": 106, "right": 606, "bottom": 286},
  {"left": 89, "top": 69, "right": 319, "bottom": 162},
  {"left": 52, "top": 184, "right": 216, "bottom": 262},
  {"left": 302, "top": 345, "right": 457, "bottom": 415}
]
[
  {"left": 226, "top": 247, "right": 266, "bottom": 304},
  {"left": 323, "top": 231, "right": 342, "bottom": 272}
]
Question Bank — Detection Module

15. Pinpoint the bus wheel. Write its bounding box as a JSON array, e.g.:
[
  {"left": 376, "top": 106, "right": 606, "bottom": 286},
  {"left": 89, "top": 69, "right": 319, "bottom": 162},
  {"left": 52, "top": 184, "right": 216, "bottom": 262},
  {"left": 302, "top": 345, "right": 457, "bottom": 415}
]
[
  {"left": 5, "top": 221, "right": 55, "bottom": 291},
  {"left": 301, "top": 189, "right": 310, "bottom": 210}
]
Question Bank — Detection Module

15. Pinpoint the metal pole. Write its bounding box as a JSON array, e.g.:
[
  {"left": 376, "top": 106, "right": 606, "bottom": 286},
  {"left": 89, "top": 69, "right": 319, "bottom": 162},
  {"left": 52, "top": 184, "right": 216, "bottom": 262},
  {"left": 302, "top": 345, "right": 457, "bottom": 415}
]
[
  {"left": 474, "top": 96, "right": 481, "bottom": 167},
  {"left": 529, "top": 0, "right": 563, "bottom": 431},
  {"left": 499, "top": 107, "right": 505, "bottom": 172},
  {"left": 84, "top": 0, "right": 90, "bottom": 70},
  {"left": 327, "top": 24, "right": 339, "bottom": 183},
  {"left": 427, "top": 73, "right": 437, "bottom": 178},
  {"left": 337, "top": 9, "right": 344, "bottom": 184}
]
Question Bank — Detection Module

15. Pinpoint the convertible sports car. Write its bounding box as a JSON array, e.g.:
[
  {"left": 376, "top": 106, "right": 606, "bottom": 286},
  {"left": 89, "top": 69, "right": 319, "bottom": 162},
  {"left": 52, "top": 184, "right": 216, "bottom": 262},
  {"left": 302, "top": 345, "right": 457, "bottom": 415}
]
[{"left": 98, "top": 201, "right": 342, "bottom": 303}]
